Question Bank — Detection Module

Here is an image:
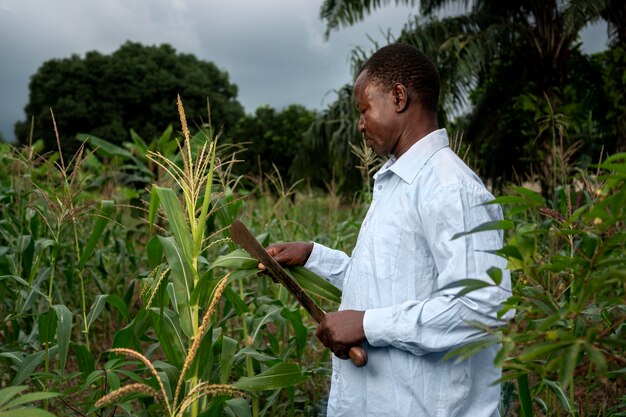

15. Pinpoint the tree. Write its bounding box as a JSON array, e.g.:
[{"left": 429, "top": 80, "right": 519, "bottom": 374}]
[
  {"left": 293, "top": 85, "right": 364, "bottom": 193},
  {"left": 15, "top": 41, "right": 244, "bottom": 156},
  {"left": 227, "top": 104, "right": 317, "bottom": 184},
  {"left": 316, "top": 0, "right": 624, "bottom": 194}
]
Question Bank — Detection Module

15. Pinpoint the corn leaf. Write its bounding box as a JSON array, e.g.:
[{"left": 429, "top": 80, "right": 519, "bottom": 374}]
[
  {"left": 52, "top": 304, "right": 72, "bottom": 372},
  {"left": 149, "top": 308, "right": 185, "bottom": 368},
  {"left": 79, "top": 199, "right": 114, "bottom": 269},
  {"left": 86, "top": 294, "right": 129, "bottom": 329},
  {"left": 220, "top": 336, "right": 238, "bottom": 384},
  {"left": 211, "top": 249, "right": 258, "bottom": 270},
  {"left": 225, "top": 398, "right": 252, "bottom": 417},
  {"left": 288, "top": 267, "right": 341, "bottom": 303},
  {"left": 159, "top": 236, "right": 195, "bottom": 337},
  {"left": 37, "top": 309, "right": 57, "bottom": 345},
  {"left": 155, "top": 186, "right": 193, "bottom": 260},
  {"left": 233, "top": 362, "right": 308, "bottom": 391}
]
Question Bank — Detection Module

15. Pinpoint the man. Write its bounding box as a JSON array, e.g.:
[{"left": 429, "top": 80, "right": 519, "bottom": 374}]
[{"left": 263, "top": 44, "right": 512, "bottom": 416}]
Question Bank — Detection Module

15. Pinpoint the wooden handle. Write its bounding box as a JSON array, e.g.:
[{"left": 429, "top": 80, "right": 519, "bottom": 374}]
[{"left": 349, "top": 346, "right": 368, "bottom": 367}]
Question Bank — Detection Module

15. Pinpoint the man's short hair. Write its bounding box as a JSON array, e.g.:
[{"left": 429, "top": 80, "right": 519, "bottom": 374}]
[{"left": 359, "top": 43, "right": 440, "bottom": 113}]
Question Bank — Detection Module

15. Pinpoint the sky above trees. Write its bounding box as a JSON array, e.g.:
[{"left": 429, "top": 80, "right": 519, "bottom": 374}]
[{"left": 0, "top": 0, "right": 608, "bottom": 142}]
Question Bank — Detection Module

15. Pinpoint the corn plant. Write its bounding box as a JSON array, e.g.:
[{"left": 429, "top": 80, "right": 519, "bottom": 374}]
[
  {"left": 95, "top": 97, "right": 316, "bottom": 417},
  {"left": 0, "top": 114, "right": 121, "bottom": 415}
]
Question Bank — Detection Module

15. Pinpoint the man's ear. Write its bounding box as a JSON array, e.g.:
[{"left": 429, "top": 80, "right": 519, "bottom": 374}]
[{"left": 393, "top": 83, "right": 409, "bottom": 112}]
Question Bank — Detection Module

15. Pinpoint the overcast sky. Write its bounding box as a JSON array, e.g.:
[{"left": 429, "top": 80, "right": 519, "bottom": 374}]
[{"left": 0, "top": 0, "right": 608, "bottom": 142}]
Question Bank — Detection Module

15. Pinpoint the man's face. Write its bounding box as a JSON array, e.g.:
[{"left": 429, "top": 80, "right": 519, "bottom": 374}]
[{"left": 354, "top": 70, "right": 399, "bottom": 156}]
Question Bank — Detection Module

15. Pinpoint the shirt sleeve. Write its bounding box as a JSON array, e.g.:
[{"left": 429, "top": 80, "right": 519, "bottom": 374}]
[
  {"left": 304, "top": 242, "right": 351, "bottom": 290},
  {"left": 363, "top": 182, "right": 513, "bottom": 356}
]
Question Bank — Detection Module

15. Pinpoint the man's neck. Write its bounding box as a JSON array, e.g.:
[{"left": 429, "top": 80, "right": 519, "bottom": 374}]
[{"left": 392, "top": 117, "right": 439, "bottom": 158}]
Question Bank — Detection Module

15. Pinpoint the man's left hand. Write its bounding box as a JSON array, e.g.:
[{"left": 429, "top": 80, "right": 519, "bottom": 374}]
[{"left": 316, "top": 310, "right": 365, "bottom": 360}]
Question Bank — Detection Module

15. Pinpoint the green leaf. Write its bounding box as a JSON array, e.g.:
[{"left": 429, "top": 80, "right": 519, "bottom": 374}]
[
  {"left": 510, "top": 186, "right": 544, "bottom": 205},
  {"left": 223, "top": 285, "right": 249, "bottom": 315},
  {"left": 438, "top": 279, "right": 493, "bottom": 298},
  {"left": 485, "top": 195, "right": 532, "bottom": 206},
  {"left": 79, "top": 199, "right": 114, "bottom": 269},
  {"left": 583, "top": 342, "right": 608, "bottom": 376},
  {"left": 234, "top": 347, "right": 277, "bottom": 364},
  {"left": 149, "top": 186, "right": 160, "bottom": 235},
  {"left": 518, "top": 341, "right": 572, "bottom": 361},
  {"left": 0, "top": 386, "right": 27, "bottom": 407},
  {"left": 149, "top": 308, "right": 185, "bottom": 368},
  {"left": 86, "top": 294, "right": 129, "bottom": 329},
  {"left": 559, "top": 342, "right": 581, "bottom": 389},
  {"left": 81, "top": 134, "right": 133, "bottom": 158},
  {"left": 486, "top": 267, "right": 503, "bottom": 285},
  {"left": 225, "top": 398, "right": 252, "bottom": 417},
  {"left": 155, "top": 186, "right": 193, "bottom": 259},
  {"left": 211, "top": 249, "right": 258, "bottom": 270},
  {"left": 190, "top": 269, "right": 216, "bottom": 308},
  {"left": 443, "top": 336, "right": 499, "bottom": 361},
  {"left": 0, "top": 410, "right": 58, "bottom": 417},
  {"left": 71, "top": 342, "right": 95, "bottom": 378},
  {"left": 147, "top": 235, "right": 163, "bottom": 269},
  {"left": 159, "top": 236, "right": 195, "bottom": 337},
  {"left": 4, "top": 392, "right": 59, "bottom": 409},
  {"left": 51, "top": 305, "right": 72, "bottom": 372},
  {"left": 451, "top": 220, "right": 514, "bottom": 240},
  {"left": 517, "top": 374, "right": 534, "bottom": 417},
  {"left": 38, "top": 309, "right": 57, "bottom": 345},
  {"left": 250, "top": 306, "right": 283, "bottom": 342},
  {"left": 543, "top": 379, "right": 572, "bottom": 412},
  {"left": 220, "top": 336, "right": 238, "bottom": 384},
  {"left": 234, "top": 362, "right": 308, "bottom": 391},
  {"left": 289, "top": 266, "right": 342, "bottom": 303},
  {"left": 12, "top": 346, "right": 58, "bottom": 385}
]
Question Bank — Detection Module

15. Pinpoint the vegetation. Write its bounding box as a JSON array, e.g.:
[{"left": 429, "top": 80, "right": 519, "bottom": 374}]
[
  {"left": 1, "top": 2, "right": 624, "bottom": 415},
  {"left": 1, "top": 93, "right": 624, "bottom": 415},
  {"left": 315, "top": 0, "right": 625, "bottom": 195},
  {"left": 15, "top": 42, "right": 245, "bottom": 156}
]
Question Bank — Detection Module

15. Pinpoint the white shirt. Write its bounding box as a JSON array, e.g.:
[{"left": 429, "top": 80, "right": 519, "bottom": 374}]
[{"left": 305, "top": 129, "right": 512, "bottom": 417}]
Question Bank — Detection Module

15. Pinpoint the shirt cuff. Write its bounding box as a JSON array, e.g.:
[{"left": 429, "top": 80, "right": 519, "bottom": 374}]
[
  {"left": 363, "top": 306, "right": 395, "bottom": 347},
  {"left": 303, "top": 242, "right": 322, "bottom": 270}
]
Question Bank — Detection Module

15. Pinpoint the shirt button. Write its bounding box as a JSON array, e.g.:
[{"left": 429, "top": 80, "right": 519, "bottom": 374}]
[{"left": 377, "top": 185, "right": 382, "bottom": 190}]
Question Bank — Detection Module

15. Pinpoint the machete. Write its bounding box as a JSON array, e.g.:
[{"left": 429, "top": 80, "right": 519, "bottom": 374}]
[{"left": 230, "top": 219, "right": 368, "bottom": 367}]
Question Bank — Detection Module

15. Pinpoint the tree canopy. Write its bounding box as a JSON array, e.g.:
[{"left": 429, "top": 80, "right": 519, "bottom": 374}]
[
  {"left": 314, "top": 0, "right": 625, "bottom": 195},
  {"left": 228, "top": 104, "right": 317, "bottom": 183},
  {"left": 15, "top": 41, "right": 244, "bottom": 155}
]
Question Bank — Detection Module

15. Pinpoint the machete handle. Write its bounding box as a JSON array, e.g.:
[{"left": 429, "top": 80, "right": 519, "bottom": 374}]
[{"left": 349, "top": 346, "right": 368, "bottom": 367}]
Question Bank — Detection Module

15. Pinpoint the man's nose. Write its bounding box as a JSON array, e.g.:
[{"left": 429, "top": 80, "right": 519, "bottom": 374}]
[{"left": 358, "top": 115, "right": 365, "bottom": 133}]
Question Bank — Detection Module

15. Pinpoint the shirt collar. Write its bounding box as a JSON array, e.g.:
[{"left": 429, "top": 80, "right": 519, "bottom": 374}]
[{"left": 374, "top": 128, "right": 449, "bottom": 184}]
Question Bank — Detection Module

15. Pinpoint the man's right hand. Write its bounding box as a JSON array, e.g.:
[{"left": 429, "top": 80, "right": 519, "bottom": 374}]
[{"left": 258, "top": 242, "right": 314, "bottom": 270}]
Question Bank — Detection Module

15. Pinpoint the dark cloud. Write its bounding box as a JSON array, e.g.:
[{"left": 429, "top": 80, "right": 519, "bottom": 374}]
[{"left": 0, "top": 0, "right": 607, "bottom": 142}]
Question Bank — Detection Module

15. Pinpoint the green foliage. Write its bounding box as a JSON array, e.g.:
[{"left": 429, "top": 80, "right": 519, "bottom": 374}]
[
  {"left": 0, "top": 386, "right": 59, "bottom": 417},
  {"left": 295, "top": 84, "right": 368, "bottom": 194},
  {"left": 316, "top": 0, "right": 626, "bottom": 196},
  {"left": 448, "top": 155, "right": 626, "bottom": 416},
  {"left": 15, "top": 41, "right": 244, "bottom": 156},
  {"left": 228, "top": 104, "right": 317, "bottom": 185}
]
